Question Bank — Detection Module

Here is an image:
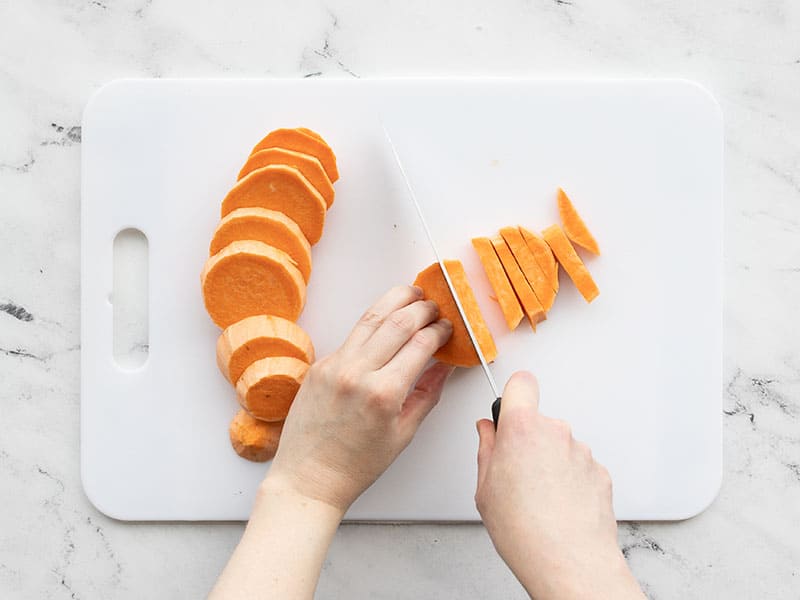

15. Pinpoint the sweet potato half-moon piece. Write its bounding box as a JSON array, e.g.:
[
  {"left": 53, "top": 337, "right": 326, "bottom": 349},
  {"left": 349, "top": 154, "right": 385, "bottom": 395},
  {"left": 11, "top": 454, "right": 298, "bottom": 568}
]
[
  {"left": 557, "top": 188, "right": 600, "bottom": 255},
  {"left": 220, "top": 165, "right": 327, "bottom": 245},
  {"left": 542, "top": 225, "right": 599, "bottom": 303},
  {"left": 250, "top": 128, "right": 339, "bottom": 183},
  {"left": 520, "top": 226, "right": 559, "bottom": 293},
  {"left": 229, "top": 409, "right": 284, "bottom": 462},
  {"left": 201, "top": 240, "right": 306, "bottom": 328},
  {"left": 491, "top": 237, "right": 546, "bottom": 330},
  {"left": 471, "top": 236, "right": 524, "bottom": 331},
  {"left": 237, "top": 148, "right": 335, "bottom": 208},
  {"left": 236, "top": 356, "right": 309, "bottom": 422},
  {"left": 499, "top": 226, "right": 556, "bottom": 312},
  {"left": 217, "top": 314, "right": 315, "bottom": 385},
  {"left": 209, "top": 207, "right": 312, "bottom": 283},
  {"left": 413, "top": 260, "right": 497, "bottom": 368}
]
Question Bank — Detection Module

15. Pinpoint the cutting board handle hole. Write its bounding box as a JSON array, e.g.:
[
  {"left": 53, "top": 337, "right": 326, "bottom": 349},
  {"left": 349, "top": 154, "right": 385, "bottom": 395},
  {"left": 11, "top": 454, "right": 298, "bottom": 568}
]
[{"left": 112, "top": 228, "right": 149, "bottom": 370}]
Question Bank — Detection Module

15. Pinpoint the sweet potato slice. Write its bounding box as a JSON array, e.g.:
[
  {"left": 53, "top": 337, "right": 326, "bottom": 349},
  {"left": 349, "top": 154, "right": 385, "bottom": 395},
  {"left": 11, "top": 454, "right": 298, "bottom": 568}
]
[
  {"left": 237, "top": 148, "right": 335, "bottom": 208},
  {"left": 491, "top": 237, "right": 546, "bottom": 330},
  {"left": 557, "top": 188, "right": 600, "bottom": 255},
  {"left": 542, "top": 225, "right": 599, "bottom": 303},
  {"left": 250, "top": 128, "right": 339, "bottom": 183},
  {"left": 201, "top": 240, "right": 306, "bottom": 328},
  {"left": 209, "top": 208, "right": 312, "bottom": 282},
  {"left": 499, "top": 226, "right": 556, "bottom": 312},
  {"left": 471, "top": 237, "right": 524, "bottom": 330},
  {"left": 520, "top": 226, "right": 559, "bottom": 293},
  {"left": 236, "top": 356, "right": 309, "bottom": 422},
  {"left": 413, "top": 261, "right": 497, "bottom": 368},
  {"left": 229, "top": 409, "right": 284, "bottom": 462},
  {"left": 220, "top": 165, "right": 327, "bottom": 245},
  {"left": 217, "top": 315, "right": 315, "bottom": 385},
  {"left": 296, "top": 127, "right": 323, "bottom": 141}
]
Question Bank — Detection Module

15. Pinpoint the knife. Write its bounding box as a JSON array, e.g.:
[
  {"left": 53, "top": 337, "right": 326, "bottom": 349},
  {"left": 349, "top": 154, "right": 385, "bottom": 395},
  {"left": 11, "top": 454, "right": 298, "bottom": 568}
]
[{"left": 383, "top": 127, "right": 503, "bottom": 428}]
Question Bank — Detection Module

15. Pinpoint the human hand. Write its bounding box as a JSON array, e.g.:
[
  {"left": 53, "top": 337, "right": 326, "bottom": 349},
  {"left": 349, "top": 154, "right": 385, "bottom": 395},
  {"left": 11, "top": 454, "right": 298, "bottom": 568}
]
[
  {"left": 475, "top": 372, "right": 644, "bottom": 600},
  {"left": 266, "top": 285, "right": 455, "bottom": 513}
]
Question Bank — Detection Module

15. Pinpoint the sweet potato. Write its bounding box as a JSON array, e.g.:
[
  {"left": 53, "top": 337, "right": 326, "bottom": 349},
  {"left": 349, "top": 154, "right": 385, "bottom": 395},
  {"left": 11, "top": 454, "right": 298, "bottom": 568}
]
[
  {"left": 220, "top": 165, "right": 327, "bottom": 245},
  {"left": 520, "top": 226, "right": 559, "bottom": 293},
  {"left": 413, "top": 261, "right": 497, "bottom": 367},
  {"left": 557, "top": 188, "right": 600, "bottom": 255},
  {"left": 201, "top": 240, "right": 306, "bottom": 328},
  {"left": 491, "top": 237, "right": 546, "bottom": 330},
  {"left": 229, "top": 409, "right": 284, "bottom": 462},
  {"left": 217, "top": 315, "right": 315, "bottom": 385},
  {"left": 209, "top": 208, "right": 312, "bottom": 282},
  {"left": 542, "top": 225, "right": 599, "bottom": 303},
  {"left": 499, "top": 226, "right": 556, "bottom": 312},
  {"left": 250, "top": 128, "right": 339, "bottom": 183},
  {"left": 296, "top": 127, "right": 323, "bottom": 141},
  {"left": 236, "top": 356, "right": 309, "bottom": 422},
  {"left": 237, "top": 148, "right": 335, "bottom": 208},
  {"left": 471, "top": 237, "right": 524, "bottom": 330}
]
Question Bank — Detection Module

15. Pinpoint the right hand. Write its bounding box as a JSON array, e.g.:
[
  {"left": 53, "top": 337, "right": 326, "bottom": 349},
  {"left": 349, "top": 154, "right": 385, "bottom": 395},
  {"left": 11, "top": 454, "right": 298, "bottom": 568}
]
[{"left": 475, "top": 372, "right": 644, "bottom": 600}]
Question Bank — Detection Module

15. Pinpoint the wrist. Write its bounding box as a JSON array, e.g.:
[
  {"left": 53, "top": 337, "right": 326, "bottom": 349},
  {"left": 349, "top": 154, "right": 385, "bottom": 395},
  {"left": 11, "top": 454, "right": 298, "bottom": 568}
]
[
  {"left": 518, "top": 550, "right": 643, "bottom": 600},
  {"left": 257, "top": 472, "right": 348, "bottom": 523}
]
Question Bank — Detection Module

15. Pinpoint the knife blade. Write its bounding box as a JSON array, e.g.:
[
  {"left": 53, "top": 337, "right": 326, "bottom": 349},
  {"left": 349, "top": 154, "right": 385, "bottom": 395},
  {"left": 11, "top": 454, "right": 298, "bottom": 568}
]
[{"left": 383, "top": 126, "right": 503, "bottom": 428}]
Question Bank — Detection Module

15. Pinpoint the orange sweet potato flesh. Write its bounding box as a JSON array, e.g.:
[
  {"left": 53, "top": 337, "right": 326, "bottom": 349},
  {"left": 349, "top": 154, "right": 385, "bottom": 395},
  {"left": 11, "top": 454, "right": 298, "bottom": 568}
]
[
  {"left": 296, "top": 127, "right": 323, "bottom": 141},
  {"left": 542, "top": 225, "right": 599, "bottom": 303},
  {"left": 499, "top": 226, "right": 556, "bottom": 312},
  {"left": 237, "top": 148, "right": 335, "bottom": 208},
  {"left": 491, "top": 237, "right": 546, "bottom": 330},
  {"left": 229, "top": 409, "right": 284, "bottom": 462},
  {"left": 251, "top": 128, "right": 339, "bottom": 183},
  {"left": 471, "top": 237, "right": 523, "bottom": 330},
  {"left": 201, "top": 240, "right": 306, "bottom": 328},
  {"left": 557, "top": 188, "right": 600, "bottom": 255},
  {"left": 220, "top": 165, "right": 327, "bottom": 245},
  {"left": 413, "top": 260, "right": 497, "bottom": 368},
  {"left": 236, "top": 356, "right": 309, "bottom": 422},
  {"left": 209, "top": 208, "right": 313, "bottom": 282},
  {"left": 520, "top": 226, "right": 559, "bottom": 293},
  {"left": 217, "top": 315, "right": 315, "bottom": 385}
]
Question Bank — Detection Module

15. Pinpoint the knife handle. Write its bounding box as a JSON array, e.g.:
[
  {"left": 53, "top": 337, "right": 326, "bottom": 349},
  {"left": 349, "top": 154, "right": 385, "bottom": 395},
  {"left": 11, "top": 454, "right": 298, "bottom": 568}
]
[{"left": 491, "top": 397, "right": 502, "bottom": 429}]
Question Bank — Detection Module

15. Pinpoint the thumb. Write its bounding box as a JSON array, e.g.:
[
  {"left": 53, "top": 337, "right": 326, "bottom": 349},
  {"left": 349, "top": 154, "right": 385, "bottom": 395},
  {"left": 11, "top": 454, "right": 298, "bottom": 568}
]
[
  {"left": 476, "top": 419, "right": 496, "bottom": 489},
  {"left": 498, "top": 371, "right": 540, "bottom": 425}
]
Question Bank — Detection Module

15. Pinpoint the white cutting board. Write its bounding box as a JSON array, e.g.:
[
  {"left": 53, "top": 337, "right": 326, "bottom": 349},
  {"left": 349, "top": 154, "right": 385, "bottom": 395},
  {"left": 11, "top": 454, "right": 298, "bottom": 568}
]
[{"left": 81, "top": 79, "right": 722, "bottom": 521}]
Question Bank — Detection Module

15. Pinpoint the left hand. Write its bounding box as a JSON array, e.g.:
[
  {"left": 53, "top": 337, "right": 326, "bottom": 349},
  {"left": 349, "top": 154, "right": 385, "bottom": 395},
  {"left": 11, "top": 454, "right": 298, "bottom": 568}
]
[{"left": 266, "top": 285, "right": 454, "bottom": 512}]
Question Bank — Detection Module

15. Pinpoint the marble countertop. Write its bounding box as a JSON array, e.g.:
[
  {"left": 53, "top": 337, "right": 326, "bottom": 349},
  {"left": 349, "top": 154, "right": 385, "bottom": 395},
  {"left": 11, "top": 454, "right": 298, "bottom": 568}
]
[{"left": 1, "top": 1, "right": 798, "bottom": 598}]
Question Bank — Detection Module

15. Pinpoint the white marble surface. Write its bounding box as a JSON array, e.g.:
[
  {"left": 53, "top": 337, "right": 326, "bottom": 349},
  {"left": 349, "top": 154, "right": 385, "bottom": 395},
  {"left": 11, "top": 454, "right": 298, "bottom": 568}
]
[{"left": 0, "top": 0, "right": 798, "bottom": 598}]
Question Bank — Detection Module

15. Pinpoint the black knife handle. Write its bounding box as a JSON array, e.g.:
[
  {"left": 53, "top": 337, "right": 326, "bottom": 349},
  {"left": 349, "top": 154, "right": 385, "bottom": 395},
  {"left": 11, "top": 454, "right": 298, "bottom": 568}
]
[{"left": 491, "top": 397, "right": 502, "bottom": 429}]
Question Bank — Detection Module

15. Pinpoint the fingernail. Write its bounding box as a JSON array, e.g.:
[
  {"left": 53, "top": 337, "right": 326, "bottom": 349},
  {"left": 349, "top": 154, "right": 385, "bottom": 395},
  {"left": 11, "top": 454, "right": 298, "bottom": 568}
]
[
  {"left": 412, "top": 285, "right": 424, "bottom": 297},
  {"left": 440, "top": 318, "right": 453, "bottom": 330}
]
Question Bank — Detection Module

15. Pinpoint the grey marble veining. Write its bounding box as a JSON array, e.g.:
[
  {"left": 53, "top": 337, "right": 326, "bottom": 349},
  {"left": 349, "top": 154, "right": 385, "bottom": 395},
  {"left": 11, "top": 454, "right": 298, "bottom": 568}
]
[{"left": 1, "top": 0, "right": 799, "bottom": 598}]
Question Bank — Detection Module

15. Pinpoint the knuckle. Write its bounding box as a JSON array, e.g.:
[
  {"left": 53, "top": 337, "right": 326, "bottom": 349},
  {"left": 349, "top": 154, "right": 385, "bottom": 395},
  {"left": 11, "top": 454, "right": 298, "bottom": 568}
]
[
  {"left": 333, "top": 368, "right": 362, "bottom": 396},
  {"left": 411, "top": 329, "right": 439, "bottom": 352},
  {"left": 597, "top": 464, "right": 612, "bottom": 488},
  {"left": 365, "top": 382, "right": 398, "bottom": 410},
  {"left": 359, "top": 309, "right": 384, "bottom": 328},
  {"left": 575, "top": 441, "right": 593, "bottom": 459},
  {"left": 552, "top": 418, "right": 572, "bottom": 440},
  {"left": 388, "top": 310, "right": 416, "bottom": 334}
]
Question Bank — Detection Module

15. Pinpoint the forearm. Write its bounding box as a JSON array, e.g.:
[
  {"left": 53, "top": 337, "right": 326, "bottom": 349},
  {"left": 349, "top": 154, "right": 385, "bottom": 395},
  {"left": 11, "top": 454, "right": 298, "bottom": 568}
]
[{"left": 209, "top": 475, "right": 344, "bottom": 600}]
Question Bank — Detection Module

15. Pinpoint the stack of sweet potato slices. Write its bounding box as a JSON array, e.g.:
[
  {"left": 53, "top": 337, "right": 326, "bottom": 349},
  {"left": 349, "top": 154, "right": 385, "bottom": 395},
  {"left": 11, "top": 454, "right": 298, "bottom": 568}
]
[
  {"left": 200, "top": 127, "right": 338, "bottom": 462},
  {"left": 473, "top": 188, "right": 600, "bottom": 332}
]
